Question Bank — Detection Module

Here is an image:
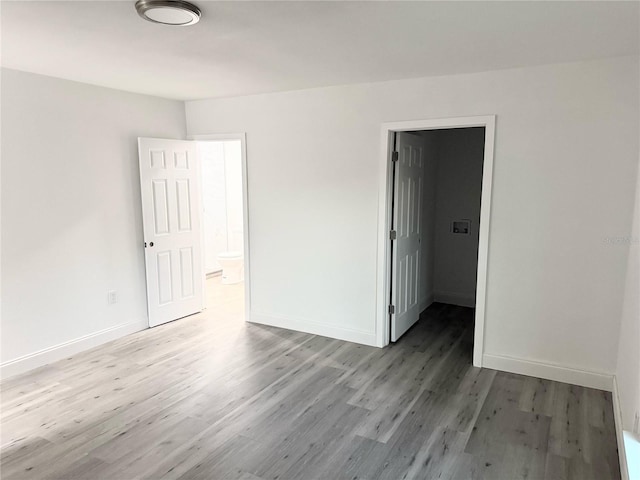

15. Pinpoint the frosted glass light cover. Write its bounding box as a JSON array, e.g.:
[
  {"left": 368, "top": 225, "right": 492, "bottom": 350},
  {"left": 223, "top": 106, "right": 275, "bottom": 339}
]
[{"left": 144, "top": 7, "right": 196, "bottom": 25}]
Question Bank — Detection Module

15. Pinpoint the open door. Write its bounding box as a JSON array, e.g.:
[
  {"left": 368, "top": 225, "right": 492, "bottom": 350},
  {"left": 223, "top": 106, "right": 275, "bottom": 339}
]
[
  {"left": 390, "top": 132, "right": 424, "bottom": 341},
  {"left": 138, "top": 138, "right": 204, "bottom": 327}
]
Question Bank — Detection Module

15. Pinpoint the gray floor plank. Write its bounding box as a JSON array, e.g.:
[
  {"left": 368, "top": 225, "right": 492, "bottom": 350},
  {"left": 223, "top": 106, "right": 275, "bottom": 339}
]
[{"left": 0, "top": 281, "right": 621, "bottom": 480}]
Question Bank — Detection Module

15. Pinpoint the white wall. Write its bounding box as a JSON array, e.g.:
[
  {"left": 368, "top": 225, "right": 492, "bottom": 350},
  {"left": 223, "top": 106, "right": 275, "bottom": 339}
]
[
  {"left": 200, "top": 140, "right": 245, "bottom": 274},
  {"left": 186, "top": 56, "right": 639, "bottom": 380},
  {"left": 432, "top": 128, "right": 485, "bottom": 307},
  {"left": 1, "top": 69, "right": 186, "bottom": 376},
  {"left": 616, "top": 154, "right": 640, "bottom": 430},
  {"left": 418, "top": 132, "right": 438, "bottom": 311},
  {"left": 200, "top": 142, "right": 228, "bottom": 273},
  {"left": 223, "top": 140, "right": 244, "bottom": 254}
]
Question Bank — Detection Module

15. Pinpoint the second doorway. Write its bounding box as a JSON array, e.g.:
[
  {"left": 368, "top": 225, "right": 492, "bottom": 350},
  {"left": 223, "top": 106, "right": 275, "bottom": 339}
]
[{"left": 389, "top": 126, "right": 487, "bottom": 354}]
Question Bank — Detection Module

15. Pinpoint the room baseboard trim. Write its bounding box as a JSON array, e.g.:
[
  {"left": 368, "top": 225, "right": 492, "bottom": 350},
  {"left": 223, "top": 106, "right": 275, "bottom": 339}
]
[
  {"left": 613, "top": 376, "right": 630, "bottom": 480},
  {"left": 250, "top": 312, "right": 377, "bottom": 347},
  {"left": 482, "top": 353, "right": 614, "bottom": 391},
  {"left": 434, "top": 291, "right": 475, "bottom": 308},
  {"left": 0, "top": 319, "right": 148, "bottom": 380},
  {"left": 419, "top": 293, "right": 434, "bottom": 313}
]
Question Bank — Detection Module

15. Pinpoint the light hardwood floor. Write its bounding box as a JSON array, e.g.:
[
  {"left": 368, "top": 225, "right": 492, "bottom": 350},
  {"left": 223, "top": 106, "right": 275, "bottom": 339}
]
[{"left": 1, "top": 277, "right": 620, "bottom": 479}]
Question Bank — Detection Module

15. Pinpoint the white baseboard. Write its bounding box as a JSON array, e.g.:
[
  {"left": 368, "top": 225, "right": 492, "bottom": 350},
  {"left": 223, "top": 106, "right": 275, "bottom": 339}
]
[
  {"left": 250, "top": 311, "right": 377, "bottom": 347},
  {"left": 613, "top": 376, "right": 630, "bottom": 480},
  {"left": 419, "top": 293, "right": 434, "bottom": 313},
  {"left": 482, "top": 353, "right": 614, "bottom": 391},
  {"left": 1, "top": 320, "right": 148, "bottom": 380},
  {"left": 434, "top": 291, "right": 476, "bottom": 308}
]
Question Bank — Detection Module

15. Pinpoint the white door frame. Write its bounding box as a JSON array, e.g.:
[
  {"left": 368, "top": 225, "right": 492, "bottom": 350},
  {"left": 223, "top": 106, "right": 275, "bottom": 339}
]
[
  {"left": 189, "top": 133, "right": 251, "bottom": 323},
  {"left": 375, "top": 115, "right": 496, "bottom": 367}
]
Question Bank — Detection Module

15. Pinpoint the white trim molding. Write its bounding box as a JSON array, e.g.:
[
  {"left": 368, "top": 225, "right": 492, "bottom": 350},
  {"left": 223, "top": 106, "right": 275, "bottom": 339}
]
[
  {"left": 250, "top": 311, "right": 377, "bottom": 347},
  {"left": 613, "top": 376, "right": 631, "bottom": 480},
  {"left": 418, "top": 293, "right": 435, "bottom": 313},
  {"left": 433, "top": 291, "right": 476, "bottom": 308},
  {"left": 376, "top": 114, "right": 496, "bottom": 366},
  {"left": 0, "top": 320, "right": 148, "bottom": 380},
  {"left": 482, "top": 353, "right": 614, "bottom": 391}
]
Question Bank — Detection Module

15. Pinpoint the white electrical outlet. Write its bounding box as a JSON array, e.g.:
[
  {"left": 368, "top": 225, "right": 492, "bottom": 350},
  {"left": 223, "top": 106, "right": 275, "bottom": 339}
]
[{"left": 108, "top": 290, "right": 118, "bottom": 305}]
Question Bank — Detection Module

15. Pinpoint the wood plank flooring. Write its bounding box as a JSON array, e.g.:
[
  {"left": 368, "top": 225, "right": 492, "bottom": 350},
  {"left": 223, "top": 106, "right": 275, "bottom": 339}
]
[{"left": 1, "top": 277, "right": 620, "bottom": 479}]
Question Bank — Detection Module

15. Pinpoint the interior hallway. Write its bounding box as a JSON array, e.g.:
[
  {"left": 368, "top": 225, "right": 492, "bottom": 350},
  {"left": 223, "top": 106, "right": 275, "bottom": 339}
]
[{"left": 0, "top": 281, "right": 620, "bottom": 479}]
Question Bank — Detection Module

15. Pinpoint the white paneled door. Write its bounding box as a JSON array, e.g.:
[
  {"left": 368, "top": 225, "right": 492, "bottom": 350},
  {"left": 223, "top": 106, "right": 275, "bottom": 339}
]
[
  {"left": 391, "top": 132, "right": 425, "bottom": 341},
  {"left": 138, "top": 138, "right": 203, "bottom": 327}
]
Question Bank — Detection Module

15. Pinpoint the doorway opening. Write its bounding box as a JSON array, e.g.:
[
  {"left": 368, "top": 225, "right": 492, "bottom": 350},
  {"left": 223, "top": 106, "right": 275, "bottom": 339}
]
[
  {"left": 138, "top": 133, "right": 250, "bottom": 329},
  {"left": 376, "top": 116, "right": 495, "bottom": 367},
  {"left": 197, "top": 138, "right": 247, "bottom": 322}
]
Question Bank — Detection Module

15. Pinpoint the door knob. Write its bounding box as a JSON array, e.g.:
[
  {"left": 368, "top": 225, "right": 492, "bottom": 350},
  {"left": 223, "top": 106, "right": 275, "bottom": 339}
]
[{"left": 149, "top": 242, "right": 154, "bottom": 247}]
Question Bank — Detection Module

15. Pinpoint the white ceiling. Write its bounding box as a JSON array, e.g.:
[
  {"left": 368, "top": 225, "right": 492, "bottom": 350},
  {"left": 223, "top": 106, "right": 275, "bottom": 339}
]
[{"left": 2, "top": 1, "right": 638, "bottom": 101}]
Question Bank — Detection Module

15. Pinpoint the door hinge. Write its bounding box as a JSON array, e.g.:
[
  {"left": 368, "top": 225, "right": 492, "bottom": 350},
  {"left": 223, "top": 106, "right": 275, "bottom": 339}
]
[
  {"left": 389, "top": 230, "right": 397, "bottom": 240},
  {"left": 388, "top": 305, "right": 395, "bottom": 315},
  {"left": 391, "top": 151, "right": 399, "bottom": 162}
]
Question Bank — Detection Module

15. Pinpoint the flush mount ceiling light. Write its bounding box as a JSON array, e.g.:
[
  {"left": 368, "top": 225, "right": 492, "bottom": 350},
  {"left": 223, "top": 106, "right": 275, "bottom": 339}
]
[{"left": 135, "top": 0, "right": 201, "bottom": 26}]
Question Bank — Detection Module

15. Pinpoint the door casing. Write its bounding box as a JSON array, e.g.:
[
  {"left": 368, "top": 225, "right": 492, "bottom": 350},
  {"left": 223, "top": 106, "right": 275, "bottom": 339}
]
[{"left": 375, "top": 115, "right": 496, "bottom": 367}]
